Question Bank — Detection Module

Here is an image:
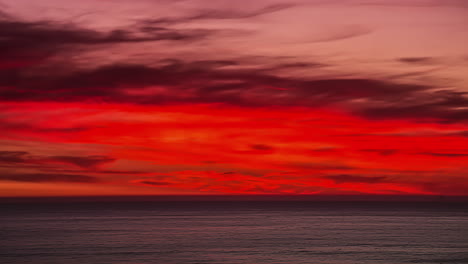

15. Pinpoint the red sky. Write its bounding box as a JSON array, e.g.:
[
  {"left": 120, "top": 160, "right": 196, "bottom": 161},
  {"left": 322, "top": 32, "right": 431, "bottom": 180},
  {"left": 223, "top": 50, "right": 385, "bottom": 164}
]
[{"left": 1, "top": 0, "right": 467, "bottom": 197}]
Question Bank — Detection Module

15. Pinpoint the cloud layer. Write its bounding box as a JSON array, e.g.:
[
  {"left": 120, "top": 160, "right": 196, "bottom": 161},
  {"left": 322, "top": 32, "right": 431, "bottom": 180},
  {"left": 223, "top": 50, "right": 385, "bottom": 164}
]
[{"left": 0, "top": 0, "right": 467, "bottom": 196}]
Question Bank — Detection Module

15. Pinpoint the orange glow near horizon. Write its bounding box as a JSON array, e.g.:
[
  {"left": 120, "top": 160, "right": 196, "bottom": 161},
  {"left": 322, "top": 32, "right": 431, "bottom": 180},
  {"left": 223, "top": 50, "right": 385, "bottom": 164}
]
[{"left": 1, "top": 102, "right": 467, "bottom": 196}]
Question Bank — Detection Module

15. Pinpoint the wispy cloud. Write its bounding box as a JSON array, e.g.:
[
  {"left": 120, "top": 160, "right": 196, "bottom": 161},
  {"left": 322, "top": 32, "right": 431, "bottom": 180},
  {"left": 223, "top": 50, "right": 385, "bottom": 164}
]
[
  {"left": 325, "top": 174, "right": 388, "bottom": 184},
  {"left": 0, "top": 151, "right": 115, "bottom": 169},
  {"left": 141, "top": 3, "right": 296, "bottom": 25},
  {"left": 3, "top": 59, "right": 466, "bottom": 123},
  {"left": 0, "top": 173, "right": 99, "bottom": 183}
]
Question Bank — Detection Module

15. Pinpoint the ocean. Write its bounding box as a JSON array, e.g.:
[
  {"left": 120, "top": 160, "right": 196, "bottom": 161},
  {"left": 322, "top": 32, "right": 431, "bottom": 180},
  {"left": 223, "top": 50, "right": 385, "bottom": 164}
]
[{"left": 1, "top": 200, "right": 468, "bottom": 264}]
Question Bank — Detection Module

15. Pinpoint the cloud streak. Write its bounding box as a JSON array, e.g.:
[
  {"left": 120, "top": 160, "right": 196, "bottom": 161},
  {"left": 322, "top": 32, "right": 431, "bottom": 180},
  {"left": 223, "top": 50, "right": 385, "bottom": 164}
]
[
  {"left": 141, "top": 3, "right": 296, "bottom": 25},
  {"left": 2, "top": 59, "right": 466, "bottom": 123},
  {"left": 0, "top": 12, "right": 215, "bottom": 70},
  {"left": 325, "top": 174, "right": 388, "bottom": 184},
  {"left": 0, "top": 173, "right": 99, "bottom": 183},
  {"left": 0, "top": 151, "right": 116, "bottom": 169},
  {"left": 0, "top": 5, "right": 466, "bottom": 124}
]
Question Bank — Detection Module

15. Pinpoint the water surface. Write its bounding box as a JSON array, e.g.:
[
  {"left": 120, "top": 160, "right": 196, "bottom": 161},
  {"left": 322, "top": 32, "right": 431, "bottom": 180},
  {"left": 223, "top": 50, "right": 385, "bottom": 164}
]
[{"left": 1, "top": 201, "right": 467, "bottom": 264}]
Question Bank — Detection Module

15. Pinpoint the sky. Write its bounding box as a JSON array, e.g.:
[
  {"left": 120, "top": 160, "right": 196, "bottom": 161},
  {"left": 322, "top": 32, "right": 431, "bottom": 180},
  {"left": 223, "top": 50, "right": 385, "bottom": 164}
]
[{"left": 0, "top": 0, "right": 467, "bottom": 197}]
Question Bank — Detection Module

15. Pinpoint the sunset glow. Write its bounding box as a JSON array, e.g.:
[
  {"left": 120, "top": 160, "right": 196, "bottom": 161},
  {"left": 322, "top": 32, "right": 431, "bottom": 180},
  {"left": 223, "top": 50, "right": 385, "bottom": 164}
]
[{"left": 1, "top": 0, "right": 467, "bottom": 197}]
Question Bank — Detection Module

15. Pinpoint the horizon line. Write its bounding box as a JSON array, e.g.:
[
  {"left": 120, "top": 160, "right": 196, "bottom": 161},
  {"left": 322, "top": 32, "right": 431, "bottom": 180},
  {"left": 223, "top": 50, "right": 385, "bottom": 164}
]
[{"left": 2, "top": 194, "right": 468, "bottom": 203}]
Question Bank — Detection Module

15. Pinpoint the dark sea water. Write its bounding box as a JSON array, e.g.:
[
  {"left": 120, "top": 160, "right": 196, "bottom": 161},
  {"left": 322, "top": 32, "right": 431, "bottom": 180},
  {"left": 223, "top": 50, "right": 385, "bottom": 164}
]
[{"left": 1, "top": 200, "right": 468, "bottom": 264}]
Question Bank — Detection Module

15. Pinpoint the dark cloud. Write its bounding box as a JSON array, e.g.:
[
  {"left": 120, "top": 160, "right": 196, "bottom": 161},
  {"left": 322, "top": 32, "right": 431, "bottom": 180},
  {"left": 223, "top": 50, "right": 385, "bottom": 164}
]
[
  {"left": 0, "top": 151, "right": 115, "bottom": 169},
  {"left": 0, "top": 16, "right": 211, "bottom": 45},
  {"left": 296, "top": 79, "right": 425, "bottom": 100},
  {"left": 398, "top": 57, "right": 434, "bottom": 64},
  {"left": 2, "top": 58, "right": 466, "bottom": 123},
  {"left": 269, "top": 62, "right": 328, "bottom": 70},
  {"left": 291, "top": 163, "right": 355, "bottom": 170},
  {"left": 417, "top": 152, "right": 468, "bottom": 157},
  {"left": 0, "top": 173, "right": 99, "bottom": 183},
  {"left": 250, "top": 144, "right": 275, "bottom": 151},
  {"left": 49, "top": 168, "right": 150, "bottom": 176},
  {"left": 0, "top": 61, "right": 429, "bottom": 106},
  {"left": 0, "top": 11, "right": 466, "bottom": 123},
  {"left": 360, "top": 100, "right": 468, "bottom": 123},
  {"left": 93, "top": 170, "right": 149, "bottom": 175},
  {"left": 50, "top": 155, "right": 116, "bottom": 168},
  {"left": 326, "top": 174, "right": 387, "bottom": 184},
  {"left": 420, "top": 181, "right": 468, "bottom": 195},
  {"left": 452, "top": 131, "right": 468, "bottom": 137},
  {"left": 0, "top": 151, "right": 30, "bottom": 163},
  {"left": 137, "top": 180, "right": 173, "bottom": 186},
  {"left": 361, "top": 149, "right": 399, "bottom": 156},
  {"left": 0, "top": 118, "right": 91, "bottom": 133},
  {"left": 310, "top": 147, "right": 340, "bottom": 153},
  {"left": 0, "top": 13, "right": 213, "bottom": 70},
  {"left": 358, "top": 90, "right": 468, "bottom": 123}
]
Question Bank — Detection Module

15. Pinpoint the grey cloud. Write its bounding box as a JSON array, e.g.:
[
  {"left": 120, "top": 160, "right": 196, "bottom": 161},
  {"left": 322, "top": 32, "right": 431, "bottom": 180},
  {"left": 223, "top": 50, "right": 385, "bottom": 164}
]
[{"left": 0, "top": 12, "right": 214, "bottom": 70}]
